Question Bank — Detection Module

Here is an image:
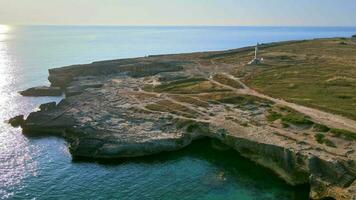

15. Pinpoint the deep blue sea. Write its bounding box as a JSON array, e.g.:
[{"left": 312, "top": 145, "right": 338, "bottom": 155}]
[{"left": 1, "top": 25, "right": 356, "bottom": 200}]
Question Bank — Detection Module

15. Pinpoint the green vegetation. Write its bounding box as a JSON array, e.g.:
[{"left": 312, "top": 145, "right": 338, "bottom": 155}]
[
  {"left": 170, "top": 95, "right": 209, "bottom": 107},
  {"left": 266, "top": 107, "right": 313, "bottom": 126},
  {"left": 330, "top": 128, "right": 356, "bottom": 141},
  {"left": 242, "top": 38, "right": 356, "bottom": 120},
  {"left": 282, "top": 113, "right": 313, "bottom": 125},
  {"left": 145, "top": 100, "right": 201, "bottom": 118},
  {"left": 314, "top": 133, "right": 325, "bottom": 144},
  {"left": 218, "top": 95, "right": 270, "bottom": 105},
  {"left": 324, "top": 139, "right": 336, "bottom": 148},
  {"left": 266, "top": 111, "right": 283, "bottom": 122},
  {"left": 155, "top": 78, "right": 206, "bottom": 91},
  {"left": 212, "top": 74, "right": 243, "bottom": 89},
  {"left": 313, "top": 123, "right": 330, "bottom": 132},
  {"left": 314, "top": 133, "right": 336, "bottom": 148},
  {"left": 151, "top": 77, "right": 230, "bottom": 94}
]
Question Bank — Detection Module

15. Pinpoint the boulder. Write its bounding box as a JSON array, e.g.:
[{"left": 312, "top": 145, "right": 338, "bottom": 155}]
[
  {"left": 20, "top": 86, "right": 62, "bottom": 96},
  {"left": 8, "top": 115, "right": 24, "bottom": 127},
  {"left": 39, "top": 102, "right": 56, "bottom": 111}
]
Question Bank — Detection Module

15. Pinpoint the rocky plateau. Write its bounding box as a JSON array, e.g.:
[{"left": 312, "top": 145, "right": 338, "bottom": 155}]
[{"left": 11, "top": 38, "right": 356, "bottom": 200}]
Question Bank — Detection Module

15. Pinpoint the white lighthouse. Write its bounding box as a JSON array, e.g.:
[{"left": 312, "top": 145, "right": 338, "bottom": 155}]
[{"left": 248, "top": 43, "right": 263, "bottom": 65}]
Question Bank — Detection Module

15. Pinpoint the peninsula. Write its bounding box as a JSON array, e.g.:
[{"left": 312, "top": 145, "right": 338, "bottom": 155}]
[{"left": 11, "top": 37, "right": 356, "bottom": 200}]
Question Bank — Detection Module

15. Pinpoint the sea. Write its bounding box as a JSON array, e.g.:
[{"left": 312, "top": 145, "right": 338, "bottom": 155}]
[{"left": 1, "top": 26, "right": 356, "bottom": 200}]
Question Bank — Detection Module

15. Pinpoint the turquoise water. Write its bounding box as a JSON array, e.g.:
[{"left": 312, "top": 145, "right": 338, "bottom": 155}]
[{"left": 1, "top": 26, "right": 356, "bottom": 199}]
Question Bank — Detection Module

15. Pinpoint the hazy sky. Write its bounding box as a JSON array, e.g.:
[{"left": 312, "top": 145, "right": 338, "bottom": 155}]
[{"left": 0, "top": 0, "right": 355, "bottom": 26}]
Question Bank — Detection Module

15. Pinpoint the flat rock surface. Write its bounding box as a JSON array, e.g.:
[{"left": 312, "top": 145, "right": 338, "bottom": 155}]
[{"left": 20, "top": 86, "right": 62, "bottom": 96}]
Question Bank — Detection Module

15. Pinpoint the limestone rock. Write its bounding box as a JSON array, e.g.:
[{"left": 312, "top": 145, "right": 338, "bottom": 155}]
[
  {"left": 39, "top": 102, "right": 56, "bottom": 111},
  {"left": 8, "top": 115, "right": 24, "bottom": 127},
  {"left": 20, "top": 86, "right": 62, "bottom": 96},
  {"left": 13, "top": 39, "right": 356, "bottom": 200}
]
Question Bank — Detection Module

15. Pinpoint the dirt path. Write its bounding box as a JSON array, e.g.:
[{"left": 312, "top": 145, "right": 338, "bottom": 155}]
[{"left": 209, "top": 72, "right": 356, "bottom": 133}]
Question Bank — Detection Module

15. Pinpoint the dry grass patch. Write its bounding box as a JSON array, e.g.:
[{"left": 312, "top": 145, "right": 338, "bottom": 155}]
[
  {"left": 145, "top": 100, "right": 201, "bottom": 118},
  {"left": 212, "top": 74, "right": 243, "bottom": 89},
  {"left": 244, "top": 38, "right": 356, "bottom": 120},
  {"left": 169, "top": 95, "right": 210, "bottom": 107},
  {"left": 151, "top": 77, "right": 230, "bottom": 94}
]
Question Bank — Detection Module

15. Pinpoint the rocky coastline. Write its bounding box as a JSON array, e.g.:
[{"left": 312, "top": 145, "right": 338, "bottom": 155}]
[{"left": 11, "top": 38, "right": 356, "bottom": 200}]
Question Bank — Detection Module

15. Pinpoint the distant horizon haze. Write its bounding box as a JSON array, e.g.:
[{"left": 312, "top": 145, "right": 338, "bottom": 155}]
[{"left": 0, "top": 0, "right": 355, "bottom": 26}]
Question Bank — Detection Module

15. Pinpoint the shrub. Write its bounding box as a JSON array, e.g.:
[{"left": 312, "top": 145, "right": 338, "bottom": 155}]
[
  {"left": 267, "top": 111, "right": 283, "bottom": 122},
  {"left": 313, "top": 124, "right": 330, "bottom": 132},
  {"left": 281, "top": 113, "right": 313, "bottom": 125},
  {"left": 315, "top": 133, "right": 325, "bottom": 144},
  {"left": 315, "top": 133, "right": 337, "bottom": 147},
  {"left": 324, "top": 139, "right": 336, "bottom": 148},
  {"left": 330, "top": 128, "right": 356, "bottom": 141}
]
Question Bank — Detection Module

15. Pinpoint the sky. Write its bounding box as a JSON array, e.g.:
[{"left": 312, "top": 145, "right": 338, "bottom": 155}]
[{"left": 0, "top": 0, "right": 355, "bottom": 26}]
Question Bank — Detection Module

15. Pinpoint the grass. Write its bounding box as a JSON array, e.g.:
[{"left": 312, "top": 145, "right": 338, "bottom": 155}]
[
  {"left": 151, "top": 77, "right": 230, "bottom": 94},
  {"left": 145, "top": 100, "right": 201, "bottom": 118},
  {"left": 200, "top": 92, "right": 273, "bottom": 111},
  {"left": 242, "top": 38, "right": 356, "bottom": 120},
  {"left": 314, "top": 133, "right": 336, "bottom": 148},
  {"left": 313, "top": 123, "right": 330, "bottom": 132},
  {"left": 266, "top": 106, "right": 313, "bottom": 126},
  {"left": 169, "top": 95, "right": 209, "bottom": 107},
  {"left": 281, "top": 113, "right": 313, "bottom": 125},
  {"left": 324, "top": 139, "right": 336, "bottom": 148},
  {"left": 315, "top": 133, "right": 325, "bottom": 144},
  {"left": 218, "top": 95, "right": 271, "bottom": 105},
  {"left": 212, "top": 74, "right": 243, "bottom": 89},
  {"left": 266, "top": 111, "right": 283, "bottom": 122},
  {"left": 330, "top": 128, "right": 356, "bottom": 141},
  {"left": 155, "top": 78, "right": 206, "bottom": 91}
]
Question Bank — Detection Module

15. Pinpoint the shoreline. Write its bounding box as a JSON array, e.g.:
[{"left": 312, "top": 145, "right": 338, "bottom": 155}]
[{"left": 11, "top": 37, "right": 356, "bottom": 200}]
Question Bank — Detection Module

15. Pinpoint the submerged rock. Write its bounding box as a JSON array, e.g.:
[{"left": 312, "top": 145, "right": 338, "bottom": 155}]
[{"left": 20, "top": 86, "right": 62, "bottom": 96}]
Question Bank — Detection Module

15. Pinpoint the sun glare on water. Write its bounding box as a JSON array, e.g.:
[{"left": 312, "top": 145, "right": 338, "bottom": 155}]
[
  {"left": 0, "top": 25, "right": 10, "bottom": 42},
  {"left": 0, "top": 24, "right": 11, "bottom": 103},
  {"left": 0, "top": 24, "right": 10, "bottom": 33}
]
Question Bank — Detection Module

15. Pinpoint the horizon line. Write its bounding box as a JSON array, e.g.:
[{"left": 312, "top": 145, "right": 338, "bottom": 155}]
[{"left": 2, "top": 24, "right": 356, "bottom": 28}]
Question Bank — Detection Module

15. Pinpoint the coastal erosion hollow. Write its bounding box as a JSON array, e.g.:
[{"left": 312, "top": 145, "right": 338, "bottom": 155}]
[
  {"left": 72, "top": 138, "right": 311, "bottom": 200},
  {"left": 20, "top": 115, "right": 313, "bottom": 194},
  {"left": 18, "top": 92, "right": 354, "bottom": 200}
]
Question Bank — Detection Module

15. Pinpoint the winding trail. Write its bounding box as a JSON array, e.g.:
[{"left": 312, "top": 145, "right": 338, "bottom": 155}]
[{"left": 210, "top": 72, "right": 356, "bottom": 133}]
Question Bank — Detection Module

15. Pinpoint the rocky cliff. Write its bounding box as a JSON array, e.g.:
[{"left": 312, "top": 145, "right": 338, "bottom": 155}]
[{"left": 12, "top": 38, "right": 356, "bottom": 200}]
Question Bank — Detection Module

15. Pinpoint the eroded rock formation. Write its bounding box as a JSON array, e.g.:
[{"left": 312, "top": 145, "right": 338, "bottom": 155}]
[{"left": 12, "top": 39, "right": 356, "bottom": 200}]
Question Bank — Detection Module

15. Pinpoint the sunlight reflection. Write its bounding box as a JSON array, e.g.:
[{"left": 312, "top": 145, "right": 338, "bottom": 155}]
[
  {"left": 0, "top": 25, "right": 10, "bottom": 42},
  {"left": 0, "top": 24, "right": 10, "bottom": 34},
  {"left": 0, "top": 34, "right": 9, "bottom": 91}
]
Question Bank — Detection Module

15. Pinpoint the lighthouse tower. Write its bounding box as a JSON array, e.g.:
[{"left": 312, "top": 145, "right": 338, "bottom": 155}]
[{"left": 249, "top": 43, "right": 263, "bottom": 65}]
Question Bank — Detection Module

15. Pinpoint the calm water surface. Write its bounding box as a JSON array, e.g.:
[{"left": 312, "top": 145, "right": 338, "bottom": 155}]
[{"left": 1, "top": 25, "right": 356, "bottom": 199}]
